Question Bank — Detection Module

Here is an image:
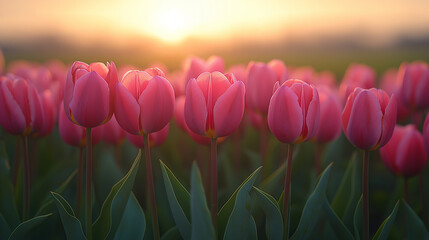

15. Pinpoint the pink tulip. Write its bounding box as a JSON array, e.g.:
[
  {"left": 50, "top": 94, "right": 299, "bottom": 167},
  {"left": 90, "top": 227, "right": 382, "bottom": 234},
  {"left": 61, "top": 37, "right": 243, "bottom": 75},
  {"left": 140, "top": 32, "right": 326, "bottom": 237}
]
[
  {"left": 342, "top": 88, "right": 397, "bottom": 150},
  {"left": 247, "top": 60, "right": 287, "bottom": 116},
  {"left": 59, "top": 102, "right": 102, "bottom": 147},
  {"left": 126, "top": 124, "right": 169, "bottom": 148},
  {"left": 380, "top": 125, "right": 427, "bottom": 178},
  {"left": 339, "top": 64, "right": 376, "bottom": 101},
  {"left": 314, "top": 71, "right": 336, "bottom": 88},
  {"left": 0, "top": 74, "right": 44, "bottom": 136},
  {"left": 35, "top": 90, "right": 55, "bottom": 138},
  {"left": 314, "top": 85, "right": 342, "bottom": 143},
  {"left": 115, "top": 69, "right": 175, "bottom": 135},
  {"left": 268, "top": 79, "right": 320, "bottom": 143},
  {"left": 380, "top": 69, "right": 411, "bottom": 122},
  {"left": 184, "top": 72, "right": 245, "bottom": 138},
  {"left": 228, "top": 64, "right": 247, "bottom": 84},
  {"left": 183, "top": 56, "right": 225, "bottom": 86},
  {"left": 398, "top": 61, "right": 429, "bottom": 110},
  {"left": 101, "top": 115, "right": 125, "bottom": 145},
  {"left": 289, "top": 66, "right": 314, "bottom": 84},
  {"left": 64, "top": 61, "right": 118, "bottom": 128}
]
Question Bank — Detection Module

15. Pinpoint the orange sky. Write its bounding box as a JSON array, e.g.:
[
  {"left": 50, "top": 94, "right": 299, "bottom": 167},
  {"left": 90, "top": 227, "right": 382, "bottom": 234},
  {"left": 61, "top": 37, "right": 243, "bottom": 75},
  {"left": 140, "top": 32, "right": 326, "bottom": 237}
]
[{"left": 1, "top": 0, "right": 429, "bottom": 45}]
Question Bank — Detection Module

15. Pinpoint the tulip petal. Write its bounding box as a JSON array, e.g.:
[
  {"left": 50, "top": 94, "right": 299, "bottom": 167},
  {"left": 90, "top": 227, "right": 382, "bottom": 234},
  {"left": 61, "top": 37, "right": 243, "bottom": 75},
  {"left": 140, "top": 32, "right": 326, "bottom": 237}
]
[
  {"left": 342, "top": 87, "right": 362, "bottom": 136},
  {"left": 214, "top": 81, "right": 245, "bottom": 137},
  {"left": 396, "top": 126, "right": 428, "bottom": 177},
  {"left": 378, "top": 94, "right": 397, "bottom": 148},
  {"left": 246, "top": 63, "right": 278, "bottom": 114},
  {"left": 115, "top": 82, "right": 141, "bottom": 135},
  {"left": 346, "top": 90, "right": 382, "bottom": 149},
  {"left": 59, "top": 101, "right": 85, "bottom": 147},
  {"left": 139, "top": 76, "right": 175, "bottom": 133},
  {"left": 415, "top": 71, "right": 429, "bottom": 109},
  {"left": 267, "top": 85, "right": 303, "bottom": 143},
  {"left": 69, "top": 71, "right": 110, "bottom": 128},
  {"left": 0, "top": 81, "right": 26, "bottom": 135},
  {"left": 185, "top": 78, "right": 207, "bottom": 136},
  {"left": 305, "top": 86, "right": 320, "bottom": 141}
]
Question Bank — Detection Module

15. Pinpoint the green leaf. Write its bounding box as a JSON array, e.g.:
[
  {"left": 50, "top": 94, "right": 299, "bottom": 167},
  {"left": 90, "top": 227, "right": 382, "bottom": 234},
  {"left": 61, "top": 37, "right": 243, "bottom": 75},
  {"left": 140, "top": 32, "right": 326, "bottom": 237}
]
[
  {"left": 0, "top": 147, "right": 20, "bottom": 229},
  {"left": 322, "top": 199, "right": 354, "bottom": 240},
  {"left": 51, "top": 192, "right": 86, "bottom": 240},
  {"left": 36, "top": 170, "right": 77, "bottom": 215},
  {"left": 218, "top": 167, "right": 262, "bottom": 239},
  {"left": 372, "top": 201, "right": 399, "bottom": 240},
  {"left": 160, "top": 160, "right": 191, "bottom": 239},
  {"left": 8, "top": 213, "right": 52, "bottom": 240},
  {"left": 113, "top": 193, "right": 145, "bottom": 240},
  {"left": 251, "top": 187, "right": 283, "bottom": 240},
  {"left": 353, "top": 196, "right": 363, "bottom": 240},
  {"left": 332, "top": 153, "right": 360, "bottom": 230},
  {"left": 92, "top": 149, "right": 141, "bottom": 240},
  {"left": 161, "top": 227, "right": 182, "bottom": 240},
  {"left": 247, "top": 216, "right": 258, "bottom": 240},
  {"left": 0, "top": 214, "right": 11, "bottom": 239},
  {"left": 403, "top": 200, "right": 429, "bottom": 239},
  {"left": 190, "top": 163, "right": 215, "bottom": 240},
  {"left": 290, "top": 163, "right": 332, "bottom": 240},
  {"left": 224, "top": 167, "right": 261, "bottom": 240}
]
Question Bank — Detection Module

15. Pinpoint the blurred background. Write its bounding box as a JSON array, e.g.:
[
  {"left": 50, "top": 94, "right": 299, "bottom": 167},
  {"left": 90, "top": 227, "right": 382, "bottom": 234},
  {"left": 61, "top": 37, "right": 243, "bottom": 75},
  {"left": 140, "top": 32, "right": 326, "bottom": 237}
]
[{"left": 1, "top": 0, "right": 429, "bottom": 74}]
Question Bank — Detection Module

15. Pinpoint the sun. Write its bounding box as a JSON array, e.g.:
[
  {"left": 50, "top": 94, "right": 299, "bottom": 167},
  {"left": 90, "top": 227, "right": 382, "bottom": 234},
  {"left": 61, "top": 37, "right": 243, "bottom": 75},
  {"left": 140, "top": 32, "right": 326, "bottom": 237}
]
[{"left": 149, "top": 9, "right": 192, "bottom": 44}]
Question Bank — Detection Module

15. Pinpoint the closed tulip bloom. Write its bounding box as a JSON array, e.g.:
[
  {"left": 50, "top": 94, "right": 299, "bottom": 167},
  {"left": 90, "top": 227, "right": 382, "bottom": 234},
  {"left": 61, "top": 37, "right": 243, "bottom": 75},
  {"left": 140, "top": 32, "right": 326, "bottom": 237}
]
[
  {"left": 115, "top": 69, "right": 175, "bottom": 135},
  {"left": 340, "top": 64, "right": 376, "bottom": 101},
  {"left": 59, "top": 102, "right": 102, "bottom": 147},
  {"left": 380, "top": 125, "right": 427, "bottom": 178},
  {"left": 0, "top": 74, "right": 44, "bottom": 136},
  {"left": 398, "top": 61, "right": 429, "bottom": 110},
  {"left": 185, "top": 72, "right": 245, "bottom": 138},
  {"left": 342, "top": 88, "right": 397, "bottom": 150},
  {"left": 101, "top": 115, "right": 125, "bottom": 145},
  {"left": 268, "top": 79, "right": 320, "bottom": 143},
  {"left": 35, "top": 90, "right": 55, "bottom": 137},
  {"left": 314, "top": 86, "right": 342, "bottom": 143},
  {"left": 126, "top": 124, "right": 169, "bottom": 148},
  {"left": 247, "top": 61, "right": 287, "bottom": 115},
  {"left": 64, "top": 61, "right": 118, "bottom": 128}
]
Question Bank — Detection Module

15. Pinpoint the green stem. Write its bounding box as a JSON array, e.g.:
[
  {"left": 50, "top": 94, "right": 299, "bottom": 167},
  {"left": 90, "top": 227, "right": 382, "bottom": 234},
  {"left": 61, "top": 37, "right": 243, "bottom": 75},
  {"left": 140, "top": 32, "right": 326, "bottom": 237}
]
[
  {"left": 22, "top": 136, "right": 30, "bottom": 220},
  {"left": 211, "top": 138, "right": 218, "bottom": 230},
  {"left": 143, "top": 134, "right": 160, "bottom": 240},
  {"left": 86, "top": 128, "right": 92, "bottom": 240},
  {"left": 259, "top": 119, "right": 268, "bottom": 178},
  {"left": 13, "top": 137, "right": 21, "bottom": 194},
  {"left": 283, "top": 144, "right": 294, "bottom": 240},
  {"left": 420, "top": 173, "right": 428, "bottom": 227},
  {"left": 404, "top": 178, "right": 410, "bottom": 204},
  {"left": 77, "top": 147, "right": 84, "bottom": 218},
  {"left": 363, "top": 150, "right": 369, "bottom": 240}
]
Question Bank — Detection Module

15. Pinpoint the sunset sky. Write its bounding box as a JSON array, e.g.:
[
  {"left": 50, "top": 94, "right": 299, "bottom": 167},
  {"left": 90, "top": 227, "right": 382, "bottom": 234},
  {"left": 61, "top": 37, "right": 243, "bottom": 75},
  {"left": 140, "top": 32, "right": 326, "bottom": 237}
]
[{"left": 1, "top": 0, "right": 429, "bottom": 46}]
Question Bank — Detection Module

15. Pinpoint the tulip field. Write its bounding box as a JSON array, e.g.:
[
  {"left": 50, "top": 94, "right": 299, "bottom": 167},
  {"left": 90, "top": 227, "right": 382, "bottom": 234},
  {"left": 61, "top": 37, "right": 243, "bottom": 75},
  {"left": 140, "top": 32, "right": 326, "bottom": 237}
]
[{"left": 1, "top": 52, "right": 429, "bottom": 240}]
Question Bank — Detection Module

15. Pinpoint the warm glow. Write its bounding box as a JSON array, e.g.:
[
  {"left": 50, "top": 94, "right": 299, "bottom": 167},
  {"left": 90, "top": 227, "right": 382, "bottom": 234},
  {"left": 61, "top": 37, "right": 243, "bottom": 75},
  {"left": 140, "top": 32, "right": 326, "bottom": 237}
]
[{"left": 149, "top": 9, "right": 192, "bottom": 43}]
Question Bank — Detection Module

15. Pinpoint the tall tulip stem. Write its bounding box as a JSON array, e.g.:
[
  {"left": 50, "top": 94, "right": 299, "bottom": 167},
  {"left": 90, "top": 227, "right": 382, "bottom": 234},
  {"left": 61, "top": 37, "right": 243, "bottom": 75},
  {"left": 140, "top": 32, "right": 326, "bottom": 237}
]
[
  {"left": 363, "top": 150, "right": 370, "bottom": 240},
  {"left": 260, "top": 121, "right": 268, "bottom": 178},
  {"left": 143, "top": 134, "right": 160, "bottom": 240},
  {"left": 22, "top": 136, "right": 30, "bottom": 220},
  {"left": 420, "top": 174, "right": 428, "bottom": 227},
  {"left": 210, "top": 138, "right": 218, "bottom": 229},
  {"left": 77, "top": 147, "right": 84, "bottom": 218},
  {"left": 283, "top": 144, "right": 294, "bottom": 240},
  {"left": 13, "top": 137, "right": 21, "bottom": 194},
  {"left": 85, "top": 128, "right": 93, "bottom": 240}
]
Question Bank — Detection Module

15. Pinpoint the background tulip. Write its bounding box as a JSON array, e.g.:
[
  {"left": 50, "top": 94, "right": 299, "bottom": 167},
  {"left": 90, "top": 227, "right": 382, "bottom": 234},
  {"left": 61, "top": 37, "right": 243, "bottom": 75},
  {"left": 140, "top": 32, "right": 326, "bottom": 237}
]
[
  {"left": 101, "top": 115, "right": 125, "bottom": 146},
  {"left": 398, "top": 61, "right": 429, "bottom": 110},
  {"left": 339, "top": 63, "right": 376, "bottom": 101},
  {"left": 268, "top": 79, "right": 320, "bottom": 144},
  {"left": 314, "top": 85, "right": 342, "bottom": 143},
  {"left": 183, "top": 56, "right": 225, "bottom": 86},
  {"left": 342, "top": 88, "right": 397, "bottom": 150},
  {"left": 64, "top": 61, "right": 117, "bottom": 128},
  {"left": 380, "top": 125, "right": 427, "bottom": 178},
  {"left": 184, "top": 71, "right": 245, "bottom": 138},
  {"left": 115, "top": 69, "right": 175, "bottom": 135}
]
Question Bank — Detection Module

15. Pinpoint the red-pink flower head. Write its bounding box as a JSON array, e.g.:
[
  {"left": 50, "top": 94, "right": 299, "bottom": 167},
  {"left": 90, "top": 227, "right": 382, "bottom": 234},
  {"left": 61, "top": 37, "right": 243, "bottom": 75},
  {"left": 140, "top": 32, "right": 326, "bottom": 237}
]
[
  {"left": 183, "top": 56, "right": 225, "bottom": 87},
  {"left": 314, "top": 85, "right": 342, "bottom": 143},
  {"left": 115, "top": 69, "right": 175, "bottom": 135},
  {"left": 380, "top": 125, "right": 427, "bottom": 178},
  {"left": 268, "top": 79, "right": 320, "bottom": 144},
  {"left": 398, "top": 61, "right": 429, "bottom": 110},
  {"left": 64, "top": 61, "right": 118, "bottom": 128},
  {"left": 340, "top": 64, "right": 376, "bottom": 101},
  {"left": 185, "top": 72, "right": 245, "bottom": 139},
  {"left": 342, "top": 88, "right": 397, "bottom": 150}
]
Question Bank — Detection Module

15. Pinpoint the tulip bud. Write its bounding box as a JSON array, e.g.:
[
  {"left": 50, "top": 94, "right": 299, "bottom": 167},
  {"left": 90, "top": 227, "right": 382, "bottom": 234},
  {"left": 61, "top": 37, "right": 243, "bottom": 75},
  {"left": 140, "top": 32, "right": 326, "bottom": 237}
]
[
  {"left": 184, "top": 72, "right": 245, "bottom": 138},
  {"left": 342, "top": 88, "right": 397, "bottom": 150},
  {"left": 268, "top": 79, "right": 320, "bottom": 144},
  {"left": 380, "top": 125, "right": 427, "bottom": 178},
  {"left": 115, "top": 70, "right": 175, "bottom": 135},
  {"left": 314, "top": 85, "right": 342, "bottom": 143},
  {"left": 339, "top": 64, "right": 376, "bottom": 101},
  {"left": 398, "top": 61, "right": 429, "bottom": 110}
]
